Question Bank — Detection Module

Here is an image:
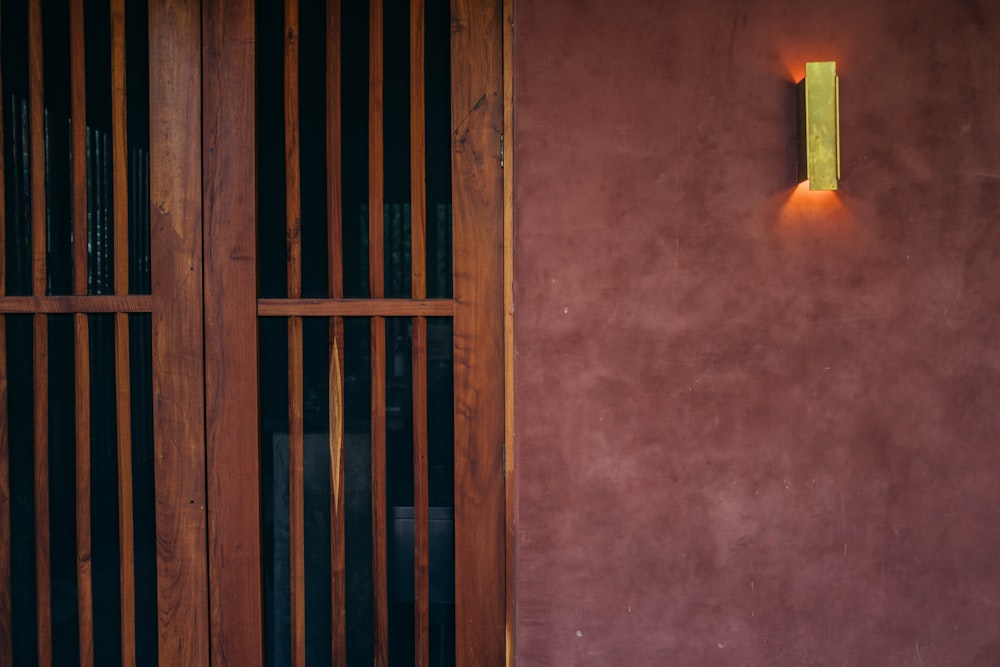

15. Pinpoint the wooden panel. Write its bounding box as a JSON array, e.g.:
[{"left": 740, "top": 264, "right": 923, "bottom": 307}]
[
  {"left": 257, "top": 298, "right": 453, "bottom": 317},
  {"left": 33, "top": 315, "right": 51, "bottom": 667},
  {"left": 412, "top": 316, "right": 430, "bottom": 667},
  {"left": 288, "top": 316, "right": 306, "bottom": 667},
  {"left": 148, "top": 0, "right": 209, "bottom": 662},
  {"left": 451, "top": 0, "right": 505, "bottom": 665},
  {"left": 502, "top": 1, "right": 515, "bottom": 664},
  {"left": 371, "top": 315, "right": 388, "bottom": 667},
  {"left": 369, "top": 0, "right": 384, "bottom": 300},
  {"left": 74, "top": 314, "right": 94, "bottom": 667},
  {"left": 202, "top": 0, "right": 263, "bottom": 664}
]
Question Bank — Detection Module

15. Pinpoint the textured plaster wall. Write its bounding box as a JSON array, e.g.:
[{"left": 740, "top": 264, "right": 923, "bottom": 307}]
[{"left": 512, "top": 0, "right": 1000, "bottom": 664}]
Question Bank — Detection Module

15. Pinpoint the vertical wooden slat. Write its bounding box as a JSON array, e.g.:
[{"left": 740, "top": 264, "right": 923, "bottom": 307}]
[
  {"left": 114, "top": 312, "right": 135, "bottom": 667},
  {"left": 409, "top": 1, "right": 431, "bottom": 663},
  {"left": 369, "top": 0, "right": 388, "bottom": 663},
  {"left": 28, "top": 0, "right": 46, "bottom": 297},
  {"left": 285, "top": 0, "right": 302, "bottom": 301},
  {"left": 370, "top": 315, "right": 387, "bottom": 667},
  {"left": 369, "top": 0, "right": 384, "bottom": 302},
  {"left": 28, "top": 1, "right": 52, "bottom": 663},
  {"left": 411, "top": 315, "right": 430, "bottom": 667},
  {"left": 69, "top": 5, "right": 96, "bottom": 663},
  {"left": 410, "top": 0, "right": 427, "bottom": 301},
  {"left": 33, "top": 315, "right": 51, "bottom": 667},
  {"left": 74, "top": 314, "right": 94, "bottom": 667},
  {"left": 111, "top": 0, "right": 129, "bottom": 296},
  {"left": 451, "top": 0, "right": 505, "bottom": 664},
  {"left": 202, "top": 0, "right": 263, "bottom": 664},
  {"left": 288, "top": 316, "right": 305, "bottom": 667},
  {"left": 328, "top": 319, "right": 345, "bottom": 667},
  {"left": 148, "top": 0, "right": 210, "bottom": 662},
  {"left": 326, "top": 1, "right": 347, "bottom": 663},
  {"left": 285, "top": 0, "right": 306, "bottom": 663}
]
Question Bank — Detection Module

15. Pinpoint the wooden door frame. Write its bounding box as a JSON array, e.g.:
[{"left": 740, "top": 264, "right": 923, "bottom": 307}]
[{"left": 200, "top": 0, "right": 509, "bottom": 665}]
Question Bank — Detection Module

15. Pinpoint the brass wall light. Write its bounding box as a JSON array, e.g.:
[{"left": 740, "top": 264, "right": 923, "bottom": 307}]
[{"left": 797, "top": 61, "right": 840, "bottom": 191}]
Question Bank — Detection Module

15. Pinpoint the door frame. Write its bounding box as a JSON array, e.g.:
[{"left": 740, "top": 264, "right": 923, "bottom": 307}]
[{"left": 199, "top": 0, "right": 508, "bottom": 665}]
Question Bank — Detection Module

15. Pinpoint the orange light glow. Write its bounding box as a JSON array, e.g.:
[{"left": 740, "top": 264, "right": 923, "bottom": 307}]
[{"left": 777, "top": 181, "right": 852, "bottom": 229}]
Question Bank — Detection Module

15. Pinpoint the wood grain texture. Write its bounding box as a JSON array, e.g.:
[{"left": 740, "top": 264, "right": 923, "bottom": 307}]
[
  {"left": 329, "top": 319, "right": 346, "bottom": 666},
  {"left": 111, "top": 0, "right": 129, "bottom": 295},
  {"left": 412, "top": 316, "right": 430, "bottom": 667},
  {"left": 0, "top": 317, "right": 11, "bottom": 666},
  {"left": 257, "top": 298, "right": 453, "bottom": 317},
  {"left": 148, "top": 0, "right": 210, "bottom": 662},
  {"left": 71, "top": 0, "right": 88, "bottom": 295},
  {"left": 288, "top": 316, "right": 306, "bottom": 667},
  {"left": 369, "top": 0, "right": 384, "bottom": 300},
  {"left": 451, "top": 0, "right": 506, "bottom": 665},
  {"left": 285, "top": 0, "right": 302, "bottom": 299},
  {"left": 202, "top": 1, "right": 264, "bottom": 664},
  {"left": 28, "top": 0, "right": 46, "bottom": 296},
  {"left": 0, "top": 2, "right": 5, "bottom": 299},
  {"left": 114, "top": 312, "right": 136, "bottom": 667},
  {"left": 74, "top": 314, "right": 94, "bottom": 667},
  {"left": 33, "top": 314, "right": 51, "bottom": 667},
  {"left": 0, "top": 295, "right": 153, "bottom": 313},
  {"left": 371, "top": 315, "right": 388, "bottom": 667},
  {"left": 410, "top": 0, "right": 427, "bottom": 300}
]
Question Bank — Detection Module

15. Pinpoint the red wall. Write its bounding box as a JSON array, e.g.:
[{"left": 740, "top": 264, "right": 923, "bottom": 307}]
[{"left": 512, "top": 0, "right": 1000, "bottom": 664}]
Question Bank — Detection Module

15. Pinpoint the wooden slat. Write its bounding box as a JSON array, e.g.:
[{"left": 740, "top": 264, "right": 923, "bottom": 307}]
[
  {"left": 328, "top": 318, "right": 346, "bottom": 667},
  {"left": 0, "top": 318, "right": 11, "bottom": 667},
  {"left": 326, "top": 2, "right": 346, "bottom": 661},
  {"left": 114, "top": 312, "right": 136, "bottom": 667},
  {"left": 71, "top": 0, "right": 88, "bottom": 295},
  {"left": 28, "top": 0, "right": 46, "bottom": 297},
  {"left": 370, "top": 315, "right": 388, "bottom": 667},
  {"left": 451, "top": 0, "right": 505, "bottom": 664},
  {"left": 410, "top": 0, "right": 427, "bottom": 300},
  {"left": 0, "top": 295, "right": 153, "bottom": 314},
  {"left": 288, "top": 316, "right": 306, "bottom": 667},
  {"left": 148, "top": 0, "right": 210, "bottom": 661},
  {"left": 257, "top": 298, "right": 453, "bottom": 317},
  {"left": 111, "top": 0, "right": 129, "bottom": 296},
  {"left": 412, "top": 316, "right": 430, "bottom": 667},
  {"left": 33, "top": 314, "right": 51, "bottom": 667},
  {"left": 0, "top": 0, "right": 5, "bottom": 298},
  {"left": 202, "top": 0, "right": 263, "bottom": 664},
  {"left": 74, "top": 314, "right": 94, "bottom": 667},
  {"left": 285, "top": 0, "right": 302, "bottom": 300},
  {"left": 369, "top": 0, "right": 384, "bottom": 300}
]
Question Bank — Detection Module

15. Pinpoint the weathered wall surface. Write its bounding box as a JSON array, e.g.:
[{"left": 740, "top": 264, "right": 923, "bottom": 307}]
[{"left": 512, "top": 1, "right": 1000, "bottom": 664}]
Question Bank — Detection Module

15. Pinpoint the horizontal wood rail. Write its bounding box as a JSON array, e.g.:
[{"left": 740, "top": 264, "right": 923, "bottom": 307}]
[
  {"left": 257, "top": 298, "right": 454, "bottom": 317},
  {"left": 0, "top": 296, "right": 153, "bottom": 314}
]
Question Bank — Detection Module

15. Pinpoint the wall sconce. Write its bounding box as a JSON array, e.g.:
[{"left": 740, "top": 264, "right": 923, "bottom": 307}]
[{"left": 797, "top": 61, "right": 840, "bottom": 191}]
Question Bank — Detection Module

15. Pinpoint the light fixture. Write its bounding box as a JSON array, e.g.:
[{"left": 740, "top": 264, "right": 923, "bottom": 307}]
[{"left": 797, "top": 61, "right": 840, "bottom": 191}]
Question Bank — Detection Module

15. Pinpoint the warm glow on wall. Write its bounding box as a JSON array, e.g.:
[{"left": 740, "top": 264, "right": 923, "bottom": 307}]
[{"left": 797, "top": 61, "right": 840, "bottom": 191}]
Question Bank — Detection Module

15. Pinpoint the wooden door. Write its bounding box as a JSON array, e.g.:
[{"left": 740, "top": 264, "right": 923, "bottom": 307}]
[{"left": 0, "top": 0, "right": 504, "bottom": 665}]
